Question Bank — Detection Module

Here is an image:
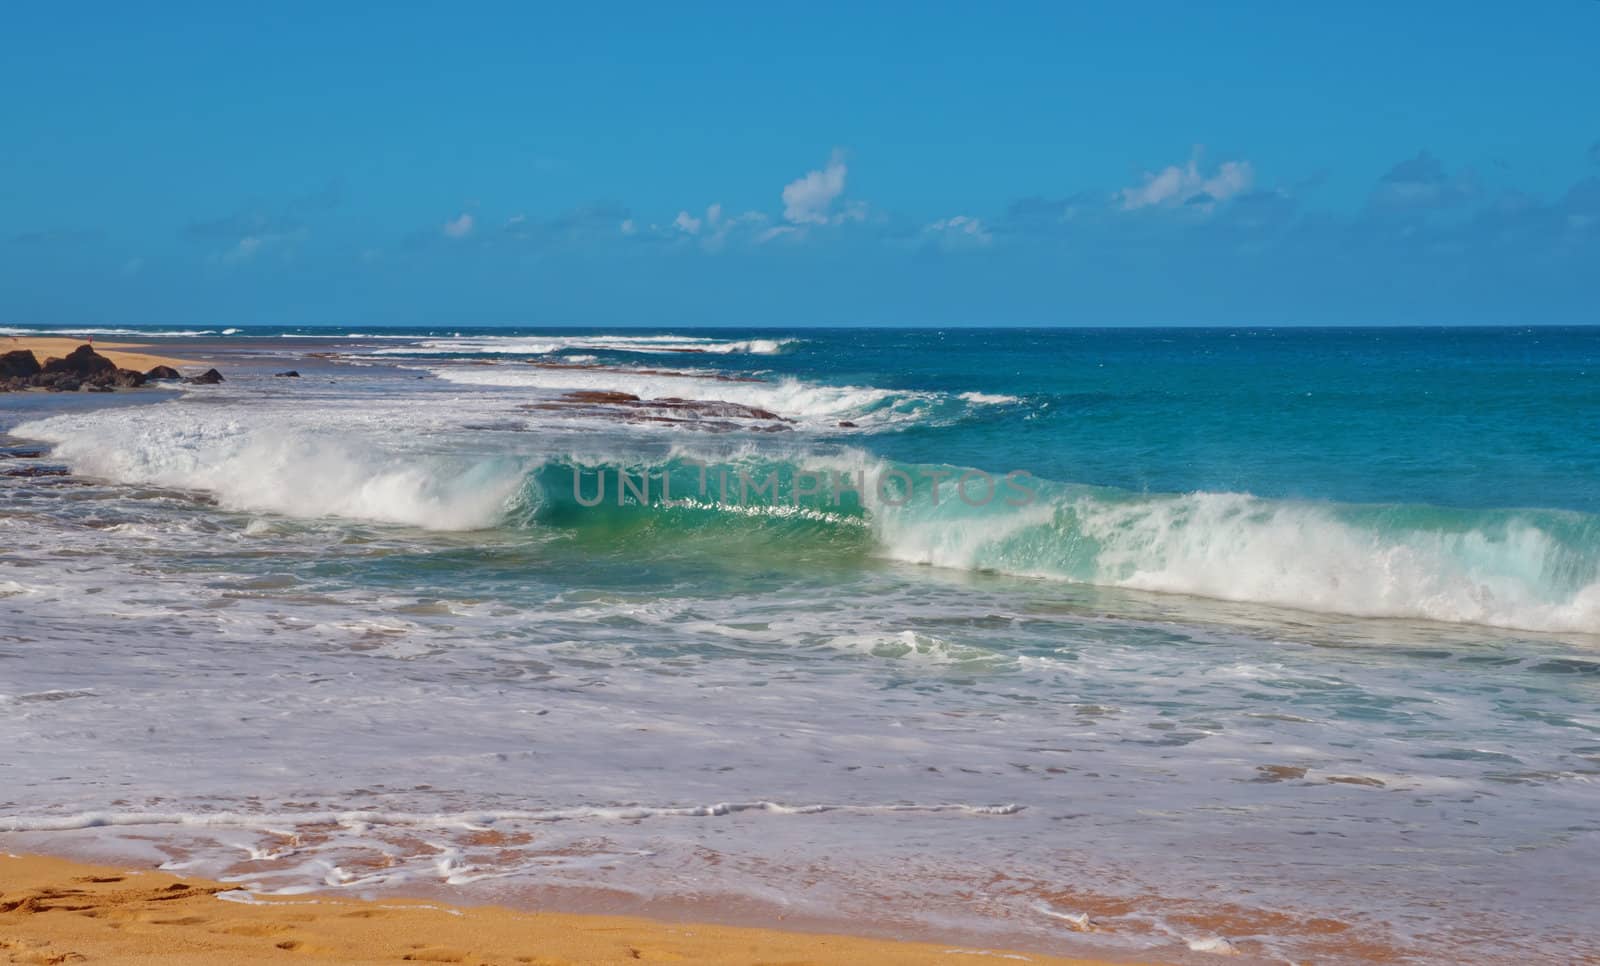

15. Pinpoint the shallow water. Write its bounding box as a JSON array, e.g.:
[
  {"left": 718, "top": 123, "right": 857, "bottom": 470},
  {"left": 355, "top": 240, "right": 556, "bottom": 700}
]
[{"left": 3, "top": 327, "right": 1598, "bottom": 963}]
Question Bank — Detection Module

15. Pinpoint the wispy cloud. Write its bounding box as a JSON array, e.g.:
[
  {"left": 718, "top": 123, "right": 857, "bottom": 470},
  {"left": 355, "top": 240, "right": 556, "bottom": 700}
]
[
  {"left": 1120, "top": 148, "right": 1254, "bottom": 210},
  {"left": 442, "top": 212, "right": 475, "bottom": 239}
]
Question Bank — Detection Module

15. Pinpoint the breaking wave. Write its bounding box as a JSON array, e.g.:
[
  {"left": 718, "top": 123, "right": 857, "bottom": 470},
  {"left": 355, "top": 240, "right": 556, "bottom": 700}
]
[{"left": 12, "top": 409, "right": 1600, "bottom": 634}]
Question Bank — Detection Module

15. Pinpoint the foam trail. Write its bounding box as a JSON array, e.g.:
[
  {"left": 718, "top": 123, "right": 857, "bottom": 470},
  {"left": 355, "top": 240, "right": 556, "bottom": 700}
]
[{"left": 0, "top": 802, "right": 1023, "bottom": 833}]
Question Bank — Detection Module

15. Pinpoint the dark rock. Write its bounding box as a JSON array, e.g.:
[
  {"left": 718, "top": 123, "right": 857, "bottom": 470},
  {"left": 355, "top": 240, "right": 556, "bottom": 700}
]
[
  {"left": 562, "top": 390, "right": 641, "bottom": 404},
  {"left": 145, "top": 365, "right": 182, "bottom": 380},
  {"left": 837, "top": 420, "right": 858, "bottom": 428},
  {"left": 105, "top": 368, "right": 147, "bottom": 388},
  {"left": 41, "top": 344, "right": 114, "bottom": 377},
  {"left": 274, "top": 370, "right": 301, "bottom": 378},
  {"left": 184, "top": 368, "right": 225, "bottom": 385},
  {"left": 83, "top": 383, "right": 114, "bottom": 393},
  {"left": 1, "top": 349, "right": 42, "bottom": 378},
  {"left": 523, "top": 389, "right": 792, "bottom": 429},
  {"left": 650, "top": 397, "right": 786, "bottom": 421}
]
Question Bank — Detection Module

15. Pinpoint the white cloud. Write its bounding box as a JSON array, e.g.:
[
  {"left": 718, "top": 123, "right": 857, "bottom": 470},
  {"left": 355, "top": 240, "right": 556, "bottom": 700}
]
[
  {"left": 664, "top": 203, "right": 766, "bottom": 250},
  {"left": 1120, "top": 149, "right": 1254, "bottom": 210},
  {"left": 620, "top": 218, "right": 637, "bottom": 235},
  {"left": 924, "top": 215, "right": 993, "bottom": 249},
  {"left": 782, "top": 150, "right": 849, "bottom": 224},
  {"left": 442, "top": 213, "right": 475, "bottom": 238}
]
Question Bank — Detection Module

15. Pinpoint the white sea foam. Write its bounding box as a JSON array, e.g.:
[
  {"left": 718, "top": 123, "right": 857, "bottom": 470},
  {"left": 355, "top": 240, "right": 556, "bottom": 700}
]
[
  {"left": 958, "top": 391, "right": 1021, "bottom": 405},
  {"left": 371, "top": 334, "right": 797, "bottom": 357},
  {"left": 0, "top": 326, "right": 219, "bottom": 337},
  {"left": 823, "top": 630, "right": 1007, "bottom": 665},
  {"left": 13, "top": 405, "right": 528, "bottom": 530},
  {"left": 0, "top": 802, "right": 1021, "bottom": 833},
  {"left": 1187, "top": 936, "right": 1241, "bottom": 955},
  {"left": 429, "top": 364, "right": 933, "bottom": 430}
]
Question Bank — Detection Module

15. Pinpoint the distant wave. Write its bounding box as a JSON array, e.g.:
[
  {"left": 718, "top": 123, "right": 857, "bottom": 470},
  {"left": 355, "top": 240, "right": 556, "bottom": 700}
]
[
  {"left": 958, "top": 391, "right": 1021, "bottom": 405},
  {"left": 369, "top": 334, "right": 799, "bottom": 357},
  {"left": 0, "top": 326, "right": 221, "bottom": 338},
  {"left": 428, "top": 363, "right": 939, "bottom": 431}
]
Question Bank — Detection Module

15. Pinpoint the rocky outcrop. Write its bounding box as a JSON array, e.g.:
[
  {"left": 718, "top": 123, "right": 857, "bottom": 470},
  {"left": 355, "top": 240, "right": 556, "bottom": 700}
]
[
  {"left": 145, "top": 365, "right": 182, "bottom": 380},
  {"left": 184, "top": 368, "right": 225, "bottom": 385},
  {"left": 1, "top": 350, "right": 42, "bottom": 378},
  {"left": 274, "top": 370, "right": 301, "bottom": 378},
  {"left": 0, "top": 345, "right": 152, "bottom": 392},
  {"left": 41, "top": 345, "right": 115, "bottom": 377}
]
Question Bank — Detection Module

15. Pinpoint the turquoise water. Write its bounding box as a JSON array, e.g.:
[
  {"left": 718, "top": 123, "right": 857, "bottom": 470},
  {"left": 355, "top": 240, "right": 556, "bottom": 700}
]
[{"left": 2, "top": 326, "right": 1598, "bottom": 962}]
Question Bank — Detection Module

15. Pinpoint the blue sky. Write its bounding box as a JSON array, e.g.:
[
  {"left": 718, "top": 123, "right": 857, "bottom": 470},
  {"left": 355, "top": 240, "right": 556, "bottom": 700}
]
[{"left": 3, "top": 1, "right": 1598, "bottom": 326}]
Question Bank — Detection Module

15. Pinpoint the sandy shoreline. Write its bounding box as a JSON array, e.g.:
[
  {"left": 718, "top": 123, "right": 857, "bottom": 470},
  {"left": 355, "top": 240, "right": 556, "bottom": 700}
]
[
  {"left": 1, "top": 336, "right": 197, "bottom": 373},
  {"left": 0, "top": 853, "right": 1142, "bottom": 966}
]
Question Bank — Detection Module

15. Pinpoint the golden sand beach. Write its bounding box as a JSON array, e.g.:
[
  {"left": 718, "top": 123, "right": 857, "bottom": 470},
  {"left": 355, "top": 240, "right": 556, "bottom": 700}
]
[
  {"left": 1, "top": 337, "right": 196, "bottom": 374},
  {"left": 0, "top": 854, "right": 1141, "bottom": 966}
]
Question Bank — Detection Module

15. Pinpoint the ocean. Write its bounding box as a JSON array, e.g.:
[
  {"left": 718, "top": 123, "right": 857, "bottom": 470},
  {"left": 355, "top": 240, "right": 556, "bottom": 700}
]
[{"left": 2, "top": 325, "right": 1598, "bottom": 962}]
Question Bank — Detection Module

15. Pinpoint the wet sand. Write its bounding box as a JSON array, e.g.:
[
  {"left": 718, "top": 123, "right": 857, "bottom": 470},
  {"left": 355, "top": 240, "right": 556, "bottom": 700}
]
[{"left": 0, "top": 853, "right": 1145, "bottom": 966}]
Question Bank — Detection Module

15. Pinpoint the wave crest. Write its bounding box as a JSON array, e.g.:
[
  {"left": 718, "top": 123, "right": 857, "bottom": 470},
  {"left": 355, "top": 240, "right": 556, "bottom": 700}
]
[{"left": 13, "top": 406, "right": 1600, "bottom": 633}]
